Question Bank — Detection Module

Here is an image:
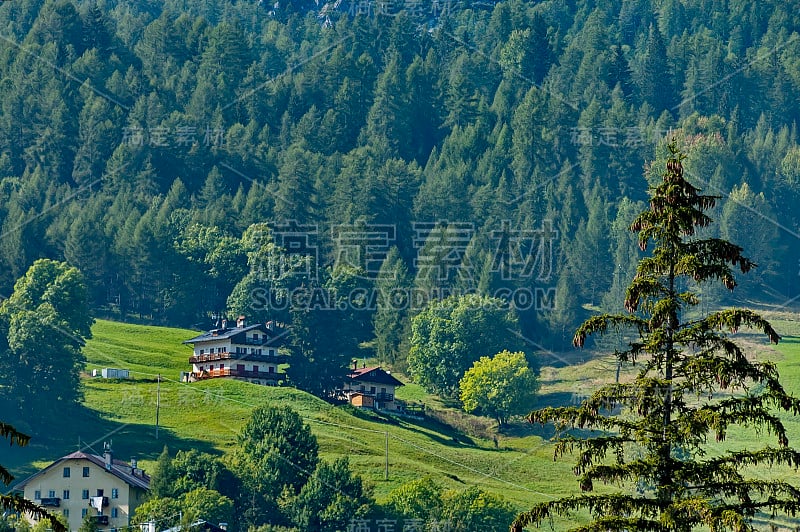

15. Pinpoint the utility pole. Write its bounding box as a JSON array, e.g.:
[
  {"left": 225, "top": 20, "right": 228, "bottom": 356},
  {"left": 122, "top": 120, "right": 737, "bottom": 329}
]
[
  {"left": 156, "top": 374, "right": 161, "bottom": 439},
  {"left": 615, "top": 264, "right": 622, "bottom": 384}
]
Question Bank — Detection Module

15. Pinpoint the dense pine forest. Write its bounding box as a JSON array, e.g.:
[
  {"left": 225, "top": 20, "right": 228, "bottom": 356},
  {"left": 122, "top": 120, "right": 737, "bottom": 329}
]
[{"left": 1, "top": 0, "right": 799, "bottom": 355}]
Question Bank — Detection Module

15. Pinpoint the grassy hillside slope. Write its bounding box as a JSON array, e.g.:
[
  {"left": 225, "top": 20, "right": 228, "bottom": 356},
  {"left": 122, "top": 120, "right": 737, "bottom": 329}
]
[
  {"left": 7, "top": 316, "right": 800, "bottom": 528},
  {"left": 5, "top": 319, "right": 578, "bottom": 513}
]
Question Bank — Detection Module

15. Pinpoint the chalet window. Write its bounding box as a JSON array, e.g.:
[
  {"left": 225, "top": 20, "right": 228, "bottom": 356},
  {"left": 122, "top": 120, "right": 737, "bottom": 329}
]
[
  {"left": 96, "top": 489, "right": 104, "bottom": 497},
  {"left": 62, "top": 509, "right": 69, "bottom": 518},
  {"left": 83, "top": 466, "right": 90, "bottom": 477},
  {"left": 82, "top": 509, "right": 88, "bottom": 518},
  {"left": 252, "top": 334, "right": 259, "bottom": 341},
  {"left": 63, "top": 490, "right": 70, "bottom": 500},
  {"left": 253, "top": 365, "right": 259, "bottom": 373},
  {"left": 268, "top": 366, "right": 274, "bottom": 373},
  {"left": 63, "top": 467, "right": 70, "bottom": 477},
  {"left": 370, "top": 386, "right": 376, "bottom": 394},
  {"left": 200, "top": 349, "right": 204, "bottom": 354},
  {"left": 34, "top": 490, "right": 41, "bottom": 500},
  {"left": 111, "top": 508, "right": 118, "bottom": 518},
  {"left": 210, "top": 348, "right": 215, "bottom": 353},
  {"left": 82, "top": 490, "right": 89, "bottom": 500},
  {"left": 48, "top": 490, "right": 56, "bottom": 498},
  {"left": 111, "top": 488, "right": 118, "bottom": 499}
]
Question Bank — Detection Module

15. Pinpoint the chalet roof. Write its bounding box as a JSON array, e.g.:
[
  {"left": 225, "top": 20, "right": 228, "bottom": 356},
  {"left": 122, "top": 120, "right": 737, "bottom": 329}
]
[
  {"left": 347, "top": 366, "right": 404, "bottom": 387},
  {"left": 12, "top": 451, "right": 150, "bottom": 492},
  {"left": 183, "top": 322, "right": 289, "bottom": 346}
]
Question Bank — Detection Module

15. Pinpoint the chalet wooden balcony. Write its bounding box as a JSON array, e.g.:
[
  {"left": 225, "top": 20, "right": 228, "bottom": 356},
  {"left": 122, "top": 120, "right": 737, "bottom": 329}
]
[
  {"left": 189, "top": 352, "right": 283, "bottom": 364},
  {"left": 193, "top": 368, "right": 281, "bottom": 380},
  {"left": 242, "top": 338, "right": 268, "bottom": 345},
  {"left": 347, "top": 391, "right": 394, "bottom": 402}
]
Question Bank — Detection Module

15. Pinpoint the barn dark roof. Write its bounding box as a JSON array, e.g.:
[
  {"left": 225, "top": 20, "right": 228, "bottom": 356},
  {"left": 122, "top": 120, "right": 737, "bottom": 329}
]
[{"left": 183, "top": 321, "right": 289, "bottom": 346}]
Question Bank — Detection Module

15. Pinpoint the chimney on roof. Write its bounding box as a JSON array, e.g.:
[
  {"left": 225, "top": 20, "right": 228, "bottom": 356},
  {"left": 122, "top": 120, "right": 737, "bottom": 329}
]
[
  {"left": 103, "top": 442, "right": 113, "bottom": 470},
  {"left": 266, "top": 320, "right": 274, "bottom": 331},
  {"left": 237, "top": 315, "right": 245, "bottom": 328},
  {"left": 130, "top": 457, "right": 137, "bottom": 474},
  {"left": 221, "top": 318, "right": 227, "bottom": 329},
  {"left": 352, "top": 360, "right": 357, "bottom": 371}
]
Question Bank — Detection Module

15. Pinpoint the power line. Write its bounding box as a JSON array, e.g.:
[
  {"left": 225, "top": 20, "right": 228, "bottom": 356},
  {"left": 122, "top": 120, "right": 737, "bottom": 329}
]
[
  {"left": 83, "top": 346, "right": 559, "bottom": 499},
  {"left": 388, "top": 434, "right": 557, "bottom": 499}
]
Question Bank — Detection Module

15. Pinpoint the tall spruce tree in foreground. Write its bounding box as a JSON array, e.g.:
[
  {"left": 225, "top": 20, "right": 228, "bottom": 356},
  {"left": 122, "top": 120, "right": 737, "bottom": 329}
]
[
  {"left": 1, "top": 422, "right": 66, "bottom": 532},
  {"left": 512, "top": 143, "right": 800, "bottom": 531}
]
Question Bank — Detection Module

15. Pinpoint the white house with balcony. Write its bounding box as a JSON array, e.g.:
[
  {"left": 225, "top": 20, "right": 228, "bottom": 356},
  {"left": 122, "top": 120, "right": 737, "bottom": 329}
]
[{"left": 183, "top": 316, "right": 289, "bottom": 386}]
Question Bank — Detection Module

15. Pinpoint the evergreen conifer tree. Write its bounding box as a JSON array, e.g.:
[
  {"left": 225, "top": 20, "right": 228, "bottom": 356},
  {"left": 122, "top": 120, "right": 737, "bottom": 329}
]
[{"left": 512, "top": 142, "right": 800, "bottom": 531}]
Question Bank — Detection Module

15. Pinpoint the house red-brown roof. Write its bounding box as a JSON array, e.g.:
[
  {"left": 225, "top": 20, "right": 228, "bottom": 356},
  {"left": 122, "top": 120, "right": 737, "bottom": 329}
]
[{"left": 347, "top": 366, "right": 404, "bottom": 387}]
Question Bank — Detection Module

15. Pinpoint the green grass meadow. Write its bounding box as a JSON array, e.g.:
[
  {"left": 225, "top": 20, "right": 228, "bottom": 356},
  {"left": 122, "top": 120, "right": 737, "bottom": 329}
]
[
  {"left": 6, "top": 316, "right": 800, "bottom": 529},
  {"left": 5, "top": 319, "right": 582, "bottom": 518}
]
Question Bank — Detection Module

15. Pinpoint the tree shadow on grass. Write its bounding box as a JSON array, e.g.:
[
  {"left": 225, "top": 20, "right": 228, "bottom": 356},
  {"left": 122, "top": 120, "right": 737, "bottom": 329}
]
[
  {"left": 393, "top": 415, "right": 477, "bottom": 448},
  {"left": 333, "top": 404, "right": 478, "bottom": 448},
  {"left": 535, "top": 390, "right": 582, "bottom": 409},
  {"left": 498, "top": 391, "right": 615, "bottom": 442},
  {"left": 4, "top": 403, "right": 218, "bottom": 481}
]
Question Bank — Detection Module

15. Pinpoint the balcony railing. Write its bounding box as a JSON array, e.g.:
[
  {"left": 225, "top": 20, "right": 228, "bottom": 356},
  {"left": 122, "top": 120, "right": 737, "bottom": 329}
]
[
  {"left": 40, "top": 498, "right": 60, "bottom": 507},
  {"left": 242, "top": 338, "right": 266, "bottom": 345},
  {"left": 93, "top": 516, "right": 109, "bottom": 525},
  {"left": 194, "top": 368, "right": 281, "bottom": 380},
  {"left": 190, "top": 352, "right": 283, "bottom": 364},
  {"left": 346, "top": 390, "right": 395, "bottom": 402}
]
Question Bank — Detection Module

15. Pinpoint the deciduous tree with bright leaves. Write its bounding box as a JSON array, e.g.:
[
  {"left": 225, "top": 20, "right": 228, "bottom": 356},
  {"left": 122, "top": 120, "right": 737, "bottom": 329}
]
[{"left": 459, "top": 350, "right": 538, "bottom": 427}]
